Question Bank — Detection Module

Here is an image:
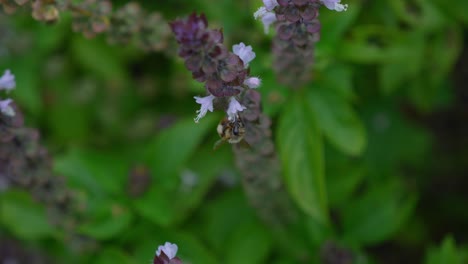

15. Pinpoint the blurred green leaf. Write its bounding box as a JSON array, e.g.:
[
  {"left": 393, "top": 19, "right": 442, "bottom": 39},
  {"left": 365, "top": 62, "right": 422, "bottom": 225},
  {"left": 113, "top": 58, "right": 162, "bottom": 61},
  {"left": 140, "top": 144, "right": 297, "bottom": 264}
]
[
  {"left": 170, "top": 232, "right": 218, "bottom": 264},
  {"left": 71, "top": 36, "right": 129, "bottom": 84},
  {"left": 54, "top": 148, "right": 131, "bottom": 196},
  {"left": 224, "top": 221, "right": 272, "bottom": 264},
  {"left": 317, "top": 2, "right": 362, "bottom": 53},
  {"left": 326, "top": 164, "right": 365, "bottom": 208},
  {"left": 8, "top": 58, "right": 42, "bottom": 114},
  {"left": 425, "top": 236, "right": 466, "bottom": 264},
  {"left": 195, "top": 189, "right": 256, "bottom": 253},
  {"left": 144, "top": 115, "right": 217, "bottom": 188},
  {"left": 431, "top": 0, "right": 468, "bottom": 25},
  {"left": 134, "top": 116, "right": 218, "bottom": 226},
  {"left": 93, "top": 247, "right": 134, "bottom": 264},
  {"left": 337, "top": 26, "right": 388, "bottom": 64},
  {"left": 47, "top": 101, "right": 92, "bottom": 143},
  {"left": 79, "top": 201, "right": 132, "bottom": 240},
  {"left": 316, "top": 63, "right": 355, "bottom": 101},
  {"left": 277, "top": 94, "right": 328, "bottom": 223},
  {"left": 308, "top": 86, "right": 366, "bottom": 156},
  {"left": 341, "top": 181, "right": 417, "bottom": 246},
  {"left": 0, "top": 190, "right": 54, "bottom": 240},
  {"left": 362, "top": 101, "right": 431, "bottom": 175},
  {"left": 379, "top": 31, "right": 425, "bottom": 94}
]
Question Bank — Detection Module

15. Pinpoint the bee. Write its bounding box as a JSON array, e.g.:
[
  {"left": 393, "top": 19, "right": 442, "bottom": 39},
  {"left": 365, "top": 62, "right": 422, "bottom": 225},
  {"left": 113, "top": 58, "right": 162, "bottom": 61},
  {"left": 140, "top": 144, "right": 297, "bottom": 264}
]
[{"left": 213, "top": 114, "right": 246, "bottom": 150}]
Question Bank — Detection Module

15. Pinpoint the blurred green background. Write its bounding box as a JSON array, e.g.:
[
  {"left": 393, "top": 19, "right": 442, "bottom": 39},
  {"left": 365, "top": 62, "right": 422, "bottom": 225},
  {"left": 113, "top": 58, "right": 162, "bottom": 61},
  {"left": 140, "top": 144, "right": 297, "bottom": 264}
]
[{"left": 1, "top": 0, "right": 468, "bottom": 263}]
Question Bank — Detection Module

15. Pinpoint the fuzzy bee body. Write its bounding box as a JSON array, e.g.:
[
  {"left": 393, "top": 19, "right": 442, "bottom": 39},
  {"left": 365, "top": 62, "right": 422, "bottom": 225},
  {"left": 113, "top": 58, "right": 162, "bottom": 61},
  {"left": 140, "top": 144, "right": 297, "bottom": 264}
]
[{"left": 214, "top": 115, "right": 246, "bottom": 149}]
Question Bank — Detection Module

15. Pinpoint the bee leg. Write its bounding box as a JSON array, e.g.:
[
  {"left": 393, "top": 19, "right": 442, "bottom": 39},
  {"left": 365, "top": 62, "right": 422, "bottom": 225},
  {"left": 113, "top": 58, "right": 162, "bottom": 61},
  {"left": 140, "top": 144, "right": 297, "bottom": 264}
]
[{"left": 213, "top": 139, "right": 226, "bottom": 150}]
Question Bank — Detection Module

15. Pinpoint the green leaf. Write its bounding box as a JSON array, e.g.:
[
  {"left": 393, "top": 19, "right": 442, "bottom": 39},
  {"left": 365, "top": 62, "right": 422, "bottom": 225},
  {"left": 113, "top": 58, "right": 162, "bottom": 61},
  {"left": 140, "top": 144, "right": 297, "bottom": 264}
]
[
  {"left": 7, "top": 58, "right": 42, "bottom": 114},
  {"left": 224, "top": 221, "right": 272, "bottom": 264},
  {"left": 425, "top": 236, "right": 465, "bottom": 264},
  {"left": 79, "top": 201, "right": 132, "bottom": 240},
  {"left": 341, "top": 181, "right": 417, "bottom": 246},
  {"left": 196, "top": 189, "right": 256, "bottom": 253},
  {"left": 337, "top": 34, "right": 387, "bottom": 64},
  {"left": 378, "top": 31, "right": 425, "bottom": 94},
  {"left": 54, "top": 148, "right": 131, "bottom": 196},
  {"left": 362, "top": 101, "right": 431, "bottom": 174},
  {"left": 93, "top": 247, "right": 134, "bottom": 264},
  {"left": 134, "top": 116, "right": 217, "bottom": 226},
  {"left": 0, "top": 190, "right": 54, "bottom": 240},
  {"left": 320, "top": 64, "right": 355, "bottom": 101},
  {"left": 130, "top": 225, "right": 218, "bottom": 264},
  {"left": 308, "top": 86, "right": 366, "bottom": 156},
  {"left": 431, "top": 0, "right": 468, "bottom": 25},
  {"left": 327, "top": 164, "right": 366, "bottom": 208},
  {"left": 317, "top": 2, "right": 362, "bottom": 53},
  {"left": 277, "top": 94, "right": 328, "bottom": 223},
  {"left": 144, "top": 115, "right": 217, "bottom": 188},
  {"left": 71, "top": 36, "right": 129, "bottom": 84}
]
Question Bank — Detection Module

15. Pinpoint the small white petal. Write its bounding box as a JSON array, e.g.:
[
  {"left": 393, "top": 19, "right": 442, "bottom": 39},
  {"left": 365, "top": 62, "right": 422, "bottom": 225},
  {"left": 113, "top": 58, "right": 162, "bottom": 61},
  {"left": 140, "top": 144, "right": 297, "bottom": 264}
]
[
  {"left": 254, "top": 7, "right": 277, "bottom": 34},
  {"left": 254, "top": 6, "right": 268, "bottom": 19},
  {"left": 0, "top": 69, "right": 16, "bottom": 92},
  {"left": 194, "top": 94, "right": 215, "bottom": 123},
  {"left": 244, "top": 77, "right": 261, "bottom": 89},
  {"left": 262, "top": 0, "right": 279, "bottom": 11},
  {"left": 334, "top": 3, "right": 348, "bottom": 11},
  {"left": 232, "top": 42, "right": 256, "bottom": 67},
  {"left": 226, "top": 97, "right": 246, "bottom": 120},
  {"left": 156, "top": 242, "right": 178, "bottom": 259},
  {"left": 261, "top": 12, "right": 277, "bottom": 33},
  {"left": 321, "top": 0, "right": 348, "bottom": 12}
]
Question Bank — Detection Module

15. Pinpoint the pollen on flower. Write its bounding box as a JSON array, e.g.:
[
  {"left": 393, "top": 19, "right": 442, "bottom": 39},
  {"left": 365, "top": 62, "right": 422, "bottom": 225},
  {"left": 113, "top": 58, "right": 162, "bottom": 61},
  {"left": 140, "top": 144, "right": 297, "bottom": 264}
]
[
  {"left": 194, "top": 94, "right": 215, "bottom": 123},
  {"left": 227, "top": 97, "right": 246, "bottom": 120},
  {"left": 232, "top": 42, "right": 256, "bottom": 67},
  {"left": 0, "top": 69, "right": 16, "bottom": 92}
]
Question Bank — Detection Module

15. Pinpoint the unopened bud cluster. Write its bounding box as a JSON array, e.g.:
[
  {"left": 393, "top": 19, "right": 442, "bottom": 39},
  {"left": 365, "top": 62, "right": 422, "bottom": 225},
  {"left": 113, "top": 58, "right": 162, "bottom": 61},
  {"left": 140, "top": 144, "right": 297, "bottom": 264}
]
[
  {"left": 255, "top": 0, "right": 347, "bottom": 87},
  {"left": 1, "top": 70, "right": 83, "bottom": 238},
  {"left": 170, "top": 13, "right": 261, "bottom": 123},
  {"left": 0, "top": 0, "right": 171, "bottom": 52},
  {"left": 233, "top": 90, "right": 298, "bottom": 226}
]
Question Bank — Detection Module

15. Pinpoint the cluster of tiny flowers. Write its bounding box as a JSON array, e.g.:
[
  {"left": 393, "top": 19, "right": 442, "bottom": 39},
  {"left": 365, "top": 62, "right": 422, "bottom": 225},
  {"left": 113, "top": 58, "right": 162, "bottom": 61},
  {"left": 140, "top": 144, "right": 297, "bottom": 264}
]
[
  {"left": 0, "top": 69, "right": 16, "bottom": 117},
  {"left": 254, "top": 0, "right": 348, "bottom": 33},
  {"left": 153, "top": 242, "right": 182, "bottom": 264},
  {"left": 170, "top": 13, "right": 261, "bottom": 122},
  {"left": 254, "top": 0, "right": 347, "bottom": 87}
]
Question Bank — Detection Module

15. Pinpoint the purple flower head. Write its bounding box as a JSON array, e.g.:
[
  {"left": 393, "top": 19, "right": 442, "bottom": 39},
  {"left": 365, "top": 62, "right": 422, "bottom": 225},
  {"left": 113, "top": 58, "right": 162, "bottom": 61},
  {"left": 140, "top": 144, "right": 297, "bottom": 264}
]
[
  {"left": 170, "top": 13, "right": 247, "bottom": 98},
  {"left": 194, "top": 94, "right": 215, "bottom": 123},
  {"left": 320, "top": 0, "right": 348, "bottom": 11},
  {"left": 232, "top": 42, "right": 256, "bottom": 68},
  {"left": 170, "top": 13, "right": 209, "bottom": 44},
  {"left": 0, "top": 69, "right": 15, "bottom": 92},
  {"left": 0, "top": 99, "right": 15, "bottom": 117}
]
